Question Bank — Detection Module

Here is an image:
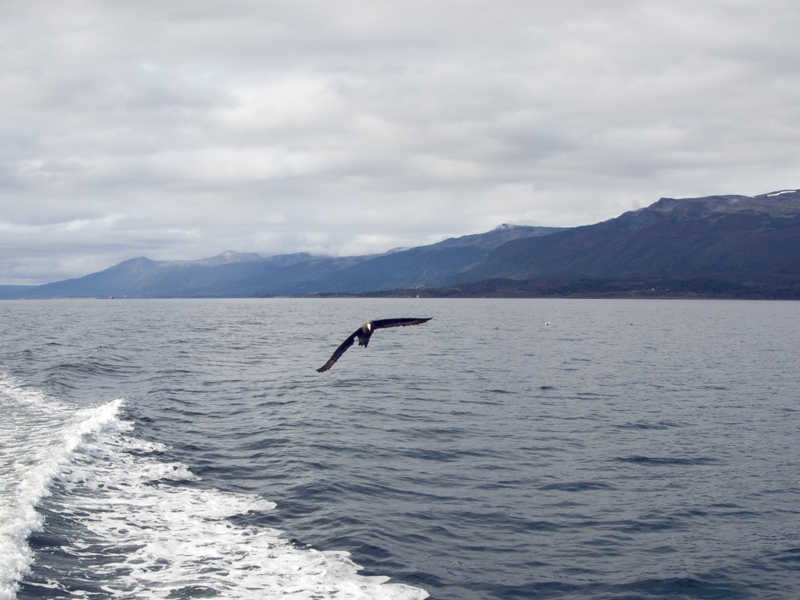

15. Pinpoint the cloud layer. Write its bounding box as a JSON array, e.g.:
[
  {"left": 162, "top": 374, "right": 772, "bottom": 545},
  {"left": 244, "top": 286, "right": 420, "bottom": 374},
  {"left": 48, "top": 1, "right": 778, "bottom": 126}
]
[{"left": 2, "top": 0, "right": 799, "bottom": 283}]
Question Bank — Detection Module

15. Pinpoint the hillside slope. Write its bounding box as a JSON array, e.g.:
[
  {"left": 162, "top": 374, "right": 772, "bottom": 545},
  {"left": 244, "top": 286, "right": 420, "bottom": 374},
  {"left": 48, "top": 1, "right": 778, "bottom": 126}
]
[
  {"left": 11, "top": 225, "right": 562, "bottom": 297},
  {"left": 287, "top": 225, "right": 563, "bottom": 293},
  {"left": 450, "top": 190, "right": 800, "bottom": 284}
]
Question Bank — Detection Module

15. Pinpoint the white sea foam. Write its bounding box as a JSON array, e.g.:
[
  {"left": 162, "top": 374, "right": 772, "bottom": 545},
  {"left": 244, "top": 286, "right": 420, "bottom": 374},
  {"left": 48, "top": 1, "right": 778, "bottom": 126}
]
[
  {"left": 0, "top": 375, "right": 428, "bottom": 600},
  {"left": 0, "top": 375, "right": 122, "bottom": 600}
]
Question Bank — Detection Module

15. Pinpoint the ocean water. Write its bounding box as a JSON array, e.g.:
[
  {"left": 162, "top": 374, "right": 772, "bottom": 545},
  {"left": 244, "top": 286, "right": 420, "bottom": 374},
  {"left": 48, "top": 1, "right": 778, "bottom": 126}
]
[{"left": 0, "top": 298, "right": 798, "bottom": 600}]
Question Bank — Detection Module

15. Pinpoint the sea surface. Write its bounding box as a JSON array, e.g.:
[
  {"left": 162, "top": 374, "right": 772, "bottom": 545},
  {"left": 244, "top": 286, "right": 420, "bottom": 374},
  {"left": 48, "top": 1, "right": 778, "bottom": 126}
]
[{"left": 1, "top": 298, "right": 798, "bottom": 600}]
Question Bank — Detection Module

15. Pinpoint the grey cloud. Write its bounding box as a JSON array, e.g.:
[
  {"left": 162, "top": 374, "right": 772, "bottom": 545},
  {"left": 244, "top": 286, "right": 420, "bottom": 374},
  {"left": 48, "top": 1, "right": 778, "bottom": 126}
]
[{"left": 1, "top": 0, "right": 799, "bottom": 283}]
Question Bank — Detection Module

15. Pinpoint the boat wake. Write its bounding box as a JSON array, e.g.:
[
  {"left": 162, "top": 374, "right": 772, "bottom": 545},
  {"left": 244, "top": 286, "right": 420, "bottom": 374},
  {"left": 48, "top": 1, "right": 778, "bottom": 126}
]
[{"left": 0, "top": 375, "right": 427, "bottom": 600}]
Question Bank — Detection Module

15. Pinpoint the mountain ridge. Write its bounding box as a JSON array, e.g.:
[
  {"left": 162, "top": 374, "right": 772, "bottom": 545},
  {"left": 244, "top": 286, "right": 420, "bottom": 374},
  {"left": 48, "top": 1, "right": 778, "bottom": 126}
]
[
  {"left": 445, "top": 189, "right": 800, "bottom": 286},
  {"left": 2, "top": 224, "right": 562, "bottom": 298},
  {"left": 3, "top": 189, "right": 798, "bottom": 299}
]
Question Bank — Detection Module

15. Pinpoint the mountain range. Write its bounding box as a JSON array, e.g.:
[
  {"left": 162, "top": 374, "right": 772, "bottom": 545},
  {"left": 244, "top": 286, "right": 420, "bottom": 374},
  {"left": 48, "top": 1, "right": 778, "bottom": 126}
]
[
  {"left": 0, "top": 224, "right": 560, "bottom": 298},
  {"left": 2, "top": 189, "right": 799, "bottom": 299}
]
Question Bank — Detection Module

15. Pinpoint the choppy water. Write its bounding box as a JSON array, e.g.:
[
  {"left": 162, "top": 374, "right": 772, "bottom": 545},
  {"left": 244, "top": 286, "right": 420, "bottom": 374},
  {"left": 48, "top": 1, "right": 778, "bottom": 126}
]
[{"left": 1, "top": 298, "right": 798, "bottom": 599}]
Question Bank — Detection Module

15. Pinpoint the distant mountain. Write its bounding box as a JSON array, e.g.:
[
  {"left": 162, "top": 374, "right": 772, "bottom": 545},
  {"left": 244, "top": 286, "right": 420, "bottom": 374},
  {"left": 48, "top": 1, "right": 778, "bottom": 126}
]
[
  {"left": 285, "top": 224, "right": 563, "bottom": 294},
  {"left": 16, "top": 251, "right": 362, "bottom": 298},
  {"left": 0, "top": 285, "right": 35, "bottom": 298},
  {"left": 8, "top": 225, "right": 563, "bottom": 298},
  {"left": 8, "top": 189, "right": 799, "bottom": 299},
  {"left": 445, "top": 190, "right": 800, "bottom": 286}
]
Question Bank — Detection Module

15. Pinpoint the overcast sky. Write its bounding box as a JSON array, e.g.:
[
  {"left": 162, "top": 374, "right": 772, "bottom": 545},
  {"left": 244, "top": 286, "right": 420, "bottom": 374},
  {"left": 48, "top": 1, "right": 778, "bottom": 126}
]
[{"left": 2, "top": 0, "right": 799, "bottom": 284}]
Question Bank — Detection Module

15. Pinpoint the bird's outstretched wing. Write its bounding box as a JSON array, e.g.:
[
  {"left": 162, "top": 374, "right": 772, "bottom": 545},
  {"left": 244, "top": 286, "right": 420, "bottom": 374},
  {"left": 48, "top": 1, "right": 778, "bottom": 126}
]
[
  {"left": 372, "top": 317, "right": 432, "bottom": 329},
  {"left": 317, "top": 318, "right": 432, "bottom": 372},
  {"left": 316, "top": 329, "right": 360, "bottom": 372}
]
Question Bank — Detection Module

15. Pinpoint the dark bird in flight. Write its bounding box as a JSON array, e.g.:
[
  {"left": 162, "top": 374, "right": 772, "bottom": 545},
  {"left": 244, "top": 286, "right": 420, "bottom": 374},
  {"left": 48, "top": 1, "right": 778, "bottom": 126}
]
[{"left": 317, "top": 318, "right": 432, "bottom": 372}]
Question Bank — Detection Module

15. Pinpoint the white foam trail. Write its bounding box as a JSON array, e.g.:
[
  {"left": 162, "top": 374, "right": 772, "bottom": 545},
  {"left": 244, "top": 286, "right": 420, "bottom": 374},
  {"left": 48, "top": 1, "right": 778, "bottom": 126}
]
[
  {"left": 0, "top": 375, "right": 122, "bottom": 600},
  {"left": 51, "top": 421, "right": 428, "bottom": 599},
  {"left": 1, "top": 375, "right": 428, "bottom": 600}
]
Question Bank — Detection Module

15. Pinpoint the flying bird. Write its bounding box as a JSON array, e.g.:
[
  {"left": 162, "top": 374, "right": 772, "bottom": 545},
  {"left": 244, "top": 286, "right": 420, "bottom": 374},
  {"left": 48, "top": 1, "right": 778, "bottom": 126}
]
[{"left": 316, "top": 318, "right": 432, "bottom": 372}]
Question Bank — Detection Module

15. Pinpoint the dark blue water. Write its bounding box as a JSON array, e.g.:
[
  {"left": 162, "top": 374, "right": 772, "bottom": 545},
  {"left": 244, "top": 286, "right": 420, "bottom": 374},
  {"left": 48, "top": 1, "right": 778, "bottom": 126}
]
[{"left": 1, "top": 298, "right": 799, "bottom": 599}]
